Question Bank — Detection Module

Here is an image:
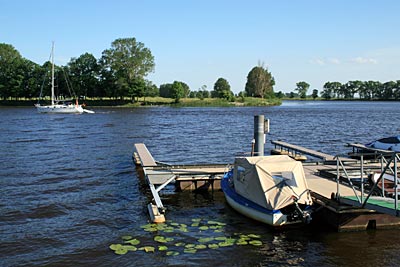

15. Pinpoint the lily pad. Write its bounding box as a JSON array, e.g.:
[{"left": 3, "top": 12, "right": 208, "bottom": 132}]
[
  {"left": 175, "top": 242, "right": 185, "bottom": 247},
  {"left": 185, "top": 244, "right": 195, "bottom": 249},
  {"left": 208, "top": 243, "right": 219, "bottom": 249},
  {"left": 191, "top": 223, "right": 200, "bottom": 227},
  {"left": 191, "top": 218, "right": 202, "bottom": 222},
  {"left": 123, "top": 245, "right": 137, "bottom": 251},
  {"left": 114, "top": 247, "right": 128, "bottom": 255},
  {"left": 139, "top": 246, "right": 155, "bottom": 253},
  {"left": 249, "top": 240, "right": 263, "bottom": 246},
  {"left": 219, "top": 242, "right": 232, "bottom": 247},
  {"left": 248, "top": 234, "right": 261, "bottom": 239},
  {"left": 199, "top": 226, "right": 209, "bottom": 231},
  {"left": 166, "top": 251, "right": 180, "bottom": 256},
  {"left": 158, "top": 245, "right": 168, "bottom": 251},
  {"left": 236, "top": 240, "right": 248, "bottom": 245},
  {"left": 184, "top": 248, "right": 197, "bottom": 254},
  {"left": 195, "top": 244, "right": 207, "bottom": 249},
  {"left": 154, "top": 236, "right": 167, "bottom": 243},
  {"left": 165, "top": 237, "right": 174, "bottom": 242},
  {"left": 215, "top": 236, "right": 227, "bottom": 241},
  {"left": 121, "top": 235, "right": 133, "bottom": 241},
  {"left": 109, "top": 244, "right": 122, "bottom": 251},
  {"left": 124, "top": 239, "right": 140, "bottom": 245}
]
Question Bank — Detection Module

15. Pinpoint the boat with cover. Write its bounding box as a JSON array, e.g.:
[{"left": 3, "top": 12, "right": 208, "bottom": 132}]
[
  {"left": 365, "top": 136, "right": 400, "bottom": 152},
  {"left": 221, "top": 155, "right": 312, "bottom": 226},
  {"left": 35, "top": 42, "right": 94, "bottom": 114}
]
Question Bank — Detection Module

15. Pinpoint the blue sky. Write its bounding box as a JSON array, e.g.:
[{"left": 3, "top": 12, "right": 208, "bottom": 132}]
[{"left": 2, "top": 0, "right": 400, "bottom": 94}]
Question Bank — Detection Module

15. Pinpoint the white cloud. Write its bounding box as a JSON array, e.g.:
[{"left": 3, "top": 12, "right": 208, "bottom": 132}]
[
  {"left": 350, "top": 57, "right": 378, "bottom": 64},
  {"left": 310, "top": 58, "right": 325, "bottom": 66},
  {"left": 328, "top": 58, "right": 340, "bottom": 64}
]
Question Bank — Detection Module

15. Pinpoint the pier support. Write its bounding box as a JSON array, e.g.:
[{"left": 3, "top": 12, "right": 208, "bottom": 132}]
[{"left": 254, "top": 115, "right": 266, "bottom": 156}]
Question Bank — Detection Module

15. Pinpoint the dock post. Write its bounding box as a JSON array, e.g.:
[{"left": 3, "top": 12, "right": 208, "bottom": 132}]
[{"left": 254, "top": 115, "right": 265, "bottom": 156}]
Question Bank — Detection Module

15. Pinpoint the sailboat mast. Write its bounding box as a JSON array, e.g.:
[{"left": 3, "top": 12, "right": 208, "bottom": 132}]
[{"left": 51, "top": 42, "right": 55, "bottom": 106}]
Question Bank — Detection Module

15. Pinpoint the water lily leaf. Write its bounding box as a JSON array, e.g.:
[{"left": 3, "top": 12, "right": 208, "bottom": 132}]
[
  {"left": 158, "top": 245, "right": 168, "bottom": 251},
  {"left": 214, "top": 229, "right": 223, "bottom": 233},
  {"left": 191, "top": 223, "right": 200, "bottom": 227},
  {"left": 195, "top": 244, "right": 207, "bottom": 249},
  {"left": 140, "top": 223, "right": 157, "bottom": 229},
  {"left": 143, "top": 227, "right": 158, "bottom": 232},
  {"left": 218, "top": 241, "right": 233, "bottom": 247},
  {"left": 185, "top": 244, "right": 195, "bottom": 249},
  {"left": 249, "top": 240, "right": 263, "bottom": 246},
  {"left": 124, "top": 239, "right": 140, "bottom": 245},
  {"left": 121, "top": 235, "right": 133, "bottom": 241},
  {"left": 109, "top": 244, "right": 122, "bottom": 251},
  {"left": 165, "top": 237, "right": 174, "bottom": 242},
  {"left": 166, "top": 251, "right": 180, "bottom": 256},
  {"left": 208, "top": 243, "right": 219, "bottom": 249},
  {"left": 170, "top": 222, "right": 179, "bottom": 226},
  {"left": 154, "top": 236, "right": 167, "bottom": 243},
  {"left": 215, "top": 236, "right": 227, "bottom": 241},
  {"left": 184, "top": 248, "right": 197, "bottom": 254},
  {"left": 248, "top": 234, "right": 261, "bottom": 239},
  {"left": 123, "top": 245, "right": 137, "bottom": 251},
  {"left": 191, "top": 218, "right": 202, "bottom": 222},
  {"left": 236, "top": 240, "right": 248, "bottom": 245},
  {"left": 239, "top": 235, "right": 251, "bottom": 240},
  {"left": 114, "top": 247, "right": 128, "bottom": 255},
  {"left": 178, "top": 227, "right": 188, "bottom": 232},
  {"left": 175, "top": 242, "right": 185, "bottom": 247},
  {"left": 164, "top": 229, "right": 174, "bottom": 233},
  {"left": 139, "top": 246, "right": 155, "bottom": 253},
  {"left": 198, "top": 237, "right": 214, "bottom": 243},
  {"left": 199, "top": 226, "right": 209, "bottom": 231},
  {"left": 207, "top": 220, "right": 220, "bottom": 225}
]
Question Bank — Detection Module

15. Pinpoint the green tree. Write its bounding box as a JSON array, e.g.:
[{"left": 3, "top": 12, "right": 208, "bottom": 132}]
[
  {"left": 0, "top": 43, "right": 25, "bottom": 100},
  {"left": 312, "top": 89, "right": 318, "bottom": 100},
  {"left": 245, "top": 65, "right": 275, "bottom": 98},
  {"left": 213, "top": 77, "right": 233, "bottom": 101},
  {"left": 170, "top": 81, "right": 184, "bottom": 103},
  {"left": 68, "top": 53, "right": 99, "bottom": 98},
  {"left": 295, "top": 81, "right": 309, "bottom": 99},
  {"left": 100, "top": 37, "right": 155, "bottom": 99}
]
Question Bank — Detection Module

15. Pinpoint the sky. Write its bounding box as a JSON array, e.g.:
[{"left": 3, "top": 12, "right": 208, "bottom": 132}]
[{"left": 2, "top": 0, "right": 400, "bottom": 94}]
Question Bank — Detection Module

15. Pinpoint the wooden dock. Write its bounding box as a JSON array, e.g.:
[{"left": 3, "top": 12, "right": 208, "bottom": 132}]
[{"left": 133, "top": 141, "right": 400, "bottom": 231}]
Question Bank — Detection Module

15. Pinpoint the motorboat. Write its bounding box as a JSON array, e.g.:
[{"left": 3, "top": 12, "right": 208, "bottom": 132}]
[
  {"left": 365, "top": 136, "right": 400, "bottom": 152},
  {"left": 221, "top": 155, "right": 312, "bottom": 226}
]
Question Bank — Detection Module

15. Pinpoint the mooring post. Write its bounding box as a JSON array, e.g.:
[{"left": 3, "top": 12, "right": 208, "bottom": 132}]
[{"left": 254, "top": 115, "right": 266, "bottom": 156}]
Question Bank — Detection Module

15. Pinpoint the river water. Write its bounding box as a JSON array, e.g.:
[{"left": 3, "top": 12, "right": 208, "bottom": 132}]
[{"left": 1, "top": 101, "right": 399, "bottom": 266}]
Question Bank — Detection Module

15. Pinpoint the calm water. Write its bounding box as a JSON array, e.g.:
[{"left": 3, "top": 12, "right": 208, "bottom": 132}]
[{"left": 1, "top": 101, "right": 399, "bottom": 266}]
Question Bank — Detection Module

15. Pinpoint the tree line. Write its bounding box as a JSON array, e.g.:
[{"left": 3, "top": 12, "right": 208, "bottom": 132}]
[
  {"left": 286, "top": 80, "right": 400, "bottom": 100},
  {"left": 0, "top": 39, "right": 276, "bottom": 104}
]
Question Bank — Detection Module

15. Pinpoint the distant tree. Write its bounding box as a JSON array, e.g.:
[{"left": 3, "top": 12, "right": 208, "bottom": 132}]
[
  {"left": 213, "top": 77, "right": 234, "bottom": 101},
  {"left": 68, "top": 53, "right": 99, "bottom": 98},
  {"left": 295, "top": 81, "right": 309, "bottom": 99},
  {"left": 275, "top": 91, "right": 284, "bottom": 98},
  {"left": 159, "top": 83, "right": 173, "bottom": 98},
  {"left": 170, "top": 81, "right": 184, "bottom": 103},
  {"left": 0, "top": 43, "right": 24, "bottom": 100},
  {"left": 245, "top": 64, "right": 275, "bottom": 98},
  {"left": 312, "top": 89, "right": 318, "bottom": 100},
  {"left": 100, "top": 37, "right": 155, "bottom": 99}
]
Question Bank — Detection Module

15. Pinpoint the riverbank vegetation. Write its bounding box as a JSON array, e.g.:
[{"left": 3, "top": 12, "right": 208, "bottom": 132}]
[
  {"left": 284, "top": 80, "right": 400, "bottom": 100},
  {"left": 0, "top": 39, "right": 280, "bottom": 107}
]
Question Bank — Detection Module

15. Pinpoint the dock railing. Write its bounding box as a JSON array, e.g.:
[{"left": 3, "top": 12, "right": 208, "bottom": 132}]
[{"left": 334, "top": 150, "right": 400, "bottom": 216}]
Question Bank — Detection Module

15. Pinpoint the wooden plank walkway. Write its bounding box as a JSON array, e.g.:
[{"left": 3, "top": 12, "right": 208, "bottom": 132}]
[
  {"left": 271, "top": 140, "right": 356, "bottom": 163},
  {"left": 134, "top": 143, "right": 157, "bottom": 167}
]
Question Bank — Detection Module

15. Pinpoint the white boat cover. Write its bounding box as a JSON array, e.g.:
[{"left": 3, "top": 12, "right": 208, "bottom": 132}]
[{"left": 232, "top": 155, "right": 312, "bottom": 210}]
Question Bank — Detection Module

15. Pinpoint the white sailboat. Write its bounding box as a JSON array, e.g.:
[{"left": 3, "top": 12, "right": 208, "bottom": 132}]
[{"left": 35, "top": 42, "right": 94, "bottom": 114}]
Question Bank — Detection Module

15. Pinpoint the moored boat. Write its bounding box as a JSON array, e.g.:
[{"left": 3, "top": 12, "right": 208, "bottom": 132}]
[
  {"left": 365, "top": 136, "right": 400, "bottom": 152},
  {"left": 221, "top": 155, "right": 312, "bottom": 226}
]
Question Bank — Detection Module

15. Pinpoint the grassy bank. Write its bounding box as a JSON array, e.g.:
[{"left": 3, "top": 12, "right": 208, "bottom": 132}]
[{"left": 0, "top": 97, "right": 281, "bottom": 107}]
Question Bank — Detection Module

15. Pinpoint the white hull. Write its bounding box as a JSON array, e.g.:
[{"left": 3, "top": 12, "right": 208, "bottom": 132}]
[
  {"left": 35, "top": 104, "right": 84, "bottom": 114},
  {"left": 224, "top": 191, "right": 292, "bottom": 226}
]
